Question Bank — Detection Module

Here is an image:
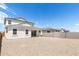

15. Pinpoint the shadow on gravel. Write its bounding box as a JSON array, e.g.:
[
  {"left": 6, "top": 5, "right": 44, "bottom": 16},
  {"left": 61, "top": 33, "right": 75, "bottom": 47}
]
[{"left": 0, "top": 32, "right": 2, "bottom": 56}]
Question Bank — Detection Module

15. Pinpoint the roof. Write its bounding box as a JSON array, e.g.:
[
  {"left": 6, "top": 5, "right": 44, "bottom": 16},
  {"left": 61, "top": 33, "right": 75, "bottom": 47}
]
[
  {"left": 41, "top": 28, "right": 61, "bottom": 31},
  {"left": 60, "top": 28, "right": 69, "bottom": 32}
]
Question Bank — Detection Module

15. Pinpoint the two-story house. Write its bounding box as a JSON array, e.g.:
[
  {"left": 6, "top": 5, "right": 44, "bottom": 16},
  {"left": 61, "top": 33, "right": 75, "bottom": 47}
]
[
  {"left": 4, "top": 18, "right": 42, "bottom": 39},
  {"left": 4, "top": 17, "right": 69, "bottom": 39}
]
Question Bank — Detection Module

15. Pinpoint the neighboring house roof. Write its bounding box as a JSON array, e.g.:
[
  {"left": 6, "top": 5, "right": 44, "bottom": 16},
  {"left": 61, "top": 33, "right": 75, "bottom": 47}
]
[
  {"left": 41, "top": 28, "right": 69, "bottom": 32},
  {"left": 60, "top": 28, "right": 69, "bottom": 32},
  {"left": 41, "top": 28, "right": 61, "bottom": 31},
  {"left": 5, "top": 18, "right": 34, "bottom": 25}
]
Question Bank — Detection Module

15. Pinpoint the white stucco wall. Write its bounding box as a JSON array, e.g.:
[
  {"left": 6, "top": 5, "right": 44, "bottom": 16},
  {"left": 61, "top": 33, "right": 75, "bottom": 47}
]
[
  {"left": 11, "top": 21, "right": 20, "bottom": 25},
  {"left": 36, "top": 30, "right": 43, "bottom": 36},
  {"left": 5, "top": 20, "right": 19, "bottom": 26},
  {"left": 5, "top": 26, "right": 31, "bottom": 39},
  {"left": 21, "top": 23, "right": 32, "bottom": 27},
  {"left": 5, "top": 20, "right": 32, "bottom": 27}
]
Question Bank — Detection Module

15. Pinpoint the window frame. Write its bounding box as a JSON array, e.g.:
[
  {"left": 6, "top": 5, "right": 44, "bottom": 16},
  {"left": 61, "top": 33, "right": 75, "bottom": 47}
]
[
  {"left": 6, "top": 27, "right": 8, "bottom": 33},
  {"left": 26, "top": 30, "right": 28, "bottom": 34},
  {"left": 47, "top": 30, "right": 50, "bottom": 33},
  {"left": 13, "top": 29, "right": 17, "bottom": 35},
  {"left": 8, "top": 20, "right": 11, "bottom": 24}
]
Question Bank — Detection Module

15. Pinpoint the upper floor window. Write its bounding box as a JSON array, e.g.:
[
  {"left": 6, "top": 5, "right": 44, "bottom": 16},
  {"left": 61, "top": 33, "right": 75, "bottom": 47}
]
[
  {"left": 26, "top": 30, "right": 28, "bottom": 34},
  {"left": 13, "top": 29, "right": 17, "bottom": 35},
  {"left": 8, "top": 20, "right": 11, "bottom": 24}
]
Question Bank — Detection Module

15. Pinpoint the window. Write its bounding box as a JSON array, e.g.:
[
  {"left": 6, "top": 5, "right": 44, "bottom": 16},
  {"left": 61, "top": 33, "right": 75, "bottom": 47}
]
[
  {"left": 39, "top": 31, "right": 41, "bottom": 33},
  {"left": 26, "top": 30, "right": 28, "bottom": 34},
  {"left": 47, "top": 31, "right": 50, "bottom": 33},
  {"left": 13, "top": 29, "right": 17, "bottom": 35},
  {"left": 8, "top": 20, "right": 11, "bottom": 24},
  {"left": 56, "top": 30, "right": 59, "bottom": 32},
  {"left": 6, "top": 27, "right": 8, "bottom": 33},
  {"left": 4, "top": 18, "right": 6, "bottom": 25}
]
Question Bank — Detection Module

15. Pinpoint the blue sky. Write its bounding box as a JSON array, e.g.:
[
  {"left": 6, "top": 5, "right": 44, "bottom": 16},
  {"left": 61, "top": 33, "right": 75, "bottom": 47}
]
[{"left": 0, "top": 3, "right": 79, "bottom": 32}]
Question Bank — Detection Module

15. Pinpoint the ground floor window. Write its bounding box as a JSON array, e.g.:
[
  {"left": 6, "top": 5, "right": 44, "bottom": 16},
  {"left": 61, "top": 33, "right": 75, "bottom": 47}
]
[
  {"left": 47, "top": 31, "right": 50, "bottom": 33},
  {"left": 31, "top": 30, "right": 37, "bottom": 37},
  {"left": 26, "top": 30, "right": 28, "bottom": 34},
  {"left": 13, "top": 29, "right": 17, "bottom": 35},
  {"left": 39, "top": 30, "right": 41, "bottom": 33}
]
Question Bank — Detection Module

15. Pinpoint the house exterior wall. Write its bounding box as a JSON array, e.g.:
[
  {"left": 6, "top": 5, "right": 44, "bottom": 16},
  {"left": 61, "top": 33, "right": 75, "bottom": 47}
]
[
  {"left": 11, "top": 21, "right": 20, "bottom": 25},
  {"left": 36, "top": 30, "right": 41, "bottom": 37},
  {"left": 4, "top": 18, "right": 35, "bottom": 39},
  {"left": 5, "top": 26, "right": 31, "bottom": 39},
  {"left": 5, "top": 19, "right": 32, "bottom": 27},
  {"left": 22, "top": 23, "right": 33, "bottom": 27}
]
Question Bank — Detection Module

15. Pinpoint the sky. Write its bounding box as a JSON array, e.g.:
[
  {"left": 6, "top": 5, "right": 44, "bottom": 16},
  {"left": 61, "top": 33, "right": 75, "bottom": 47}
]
[{"left": 0, "top": 3, "right": 79, "bottom": 32}]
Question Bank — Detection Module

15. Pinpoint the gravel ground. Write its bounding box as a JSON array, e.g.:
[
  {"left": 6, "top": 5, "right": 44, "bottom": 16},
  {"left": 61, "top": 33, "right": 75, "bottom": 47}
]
[{"left": 1, "top": 37, "right": 79, "bottom": 56}]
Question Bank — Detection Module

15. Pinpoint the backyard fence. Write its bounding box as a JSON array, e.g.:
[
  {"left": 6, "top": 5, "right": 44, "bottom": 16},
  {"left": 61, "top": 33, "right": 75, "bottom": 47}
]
[{"left": 41, "top": 32, "right": 79, "bottom": 39}]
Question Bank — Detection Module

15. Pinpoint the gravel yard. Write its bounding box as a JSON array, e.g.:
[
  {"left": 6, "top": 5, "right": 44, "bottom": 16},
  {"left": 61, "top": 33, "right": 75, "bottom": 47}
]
[{"left": 1, "top": 37, "right": 79, "bottom": 56}]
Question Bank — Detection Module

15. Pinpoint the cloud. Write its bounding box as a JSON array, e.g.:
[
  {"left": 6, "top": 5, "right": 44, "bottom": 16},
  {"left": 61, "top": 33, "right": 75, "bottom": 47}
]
[
  {"left": 0, "top": 3, "right": 8, "bottom": 10},
  {"left": 0, "top": 20, "right": 3, "bottom": 23},
  {"left": 7, "top": 8, "right": 17, "bottom": 16},
  {"left": 0, "top": 3, "right": 17, "bottom": 23},
  {"left": 0, "top": 11, "right": 8, "bottom": 23},
  {"left": 0, "top": 3, "right": 17, "bottom": 32},
  {"left": 0, "top": 11, "right": 8, "bottom": 17},
  {"left": 75, "top": 24, "right": 79, "bottom": 26},
  {"left": 0, "top": 11, "right": 8, "bottom": 32},
  {"left": 0, "top": 3, "right": 17, "bottom": 16},
  {"left": 69, "top": 24, "right": 79, "bottom": 32}
]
